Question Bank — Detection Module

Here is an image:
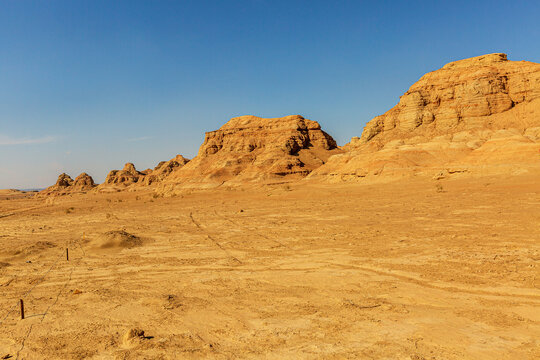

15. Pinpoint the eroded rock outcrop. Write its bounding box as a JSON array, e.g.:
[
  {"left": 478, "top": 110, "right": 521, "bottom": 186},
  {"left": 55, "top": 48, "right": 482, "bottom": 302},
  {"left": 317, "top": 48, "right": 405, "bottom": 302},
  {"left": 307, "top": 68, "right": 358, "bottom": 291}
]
[
  {"left": 310, "top": 53, "right": 540, "bottom": 182},
  {"left": 158, "top": 115, "right": 341, "bottom": 192},
  {"left": 103, "top": 163, "right": 144, "bottom": 186},
  {"left": 39, "top": 172, "right": 96, "bottom": 196},
  {"left": 73, "top": 173, "right": 96, "bottom": 188},
  {"left": 138, "top": 155, "right": 190, "bottom": 186},
  {"left": 98, "top": 155, "right": 190, "bottom": 191},
  {"left": 359, "top": 53, "right": 540, "bottom": 142}
]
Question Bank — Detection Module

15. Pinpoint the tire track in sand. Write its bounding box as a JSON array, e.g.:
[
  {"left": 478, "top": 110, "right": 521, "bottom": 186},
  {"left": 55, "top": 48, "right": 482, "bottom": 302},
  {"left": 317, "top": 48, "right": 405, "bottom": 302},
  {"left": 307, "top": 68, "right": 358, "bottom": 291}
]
[
  {"left": 189, "top": 212, "right": 242, "bottom": 265},
  {"left": 213, "top": 210, "right": 291, "bottom": 250},
  {"left": 325, "top": 261, "right": 540, "bottom": 301}
]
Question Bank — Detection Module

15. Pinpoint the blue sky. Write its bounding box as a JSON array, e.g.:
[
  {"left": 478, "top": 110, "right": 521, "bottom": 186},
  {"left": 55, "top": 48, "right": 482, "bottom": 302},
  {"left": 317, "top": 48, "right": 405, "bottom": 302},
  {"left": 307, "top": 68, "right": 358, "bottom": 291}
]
[{"left": 1, "top": 0, "right": 539, "bottom": 188}]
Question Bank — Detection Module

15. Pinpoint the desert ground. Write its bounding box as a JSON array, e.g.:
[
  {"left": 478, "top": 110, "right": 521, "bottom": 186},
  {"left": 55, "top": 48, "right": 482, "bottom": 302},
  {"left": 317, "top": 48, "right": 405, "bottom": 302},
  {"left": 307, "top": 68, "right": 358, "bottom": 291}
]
[{"left": 1, "top": 175, "right": 539, "bottom": 359}]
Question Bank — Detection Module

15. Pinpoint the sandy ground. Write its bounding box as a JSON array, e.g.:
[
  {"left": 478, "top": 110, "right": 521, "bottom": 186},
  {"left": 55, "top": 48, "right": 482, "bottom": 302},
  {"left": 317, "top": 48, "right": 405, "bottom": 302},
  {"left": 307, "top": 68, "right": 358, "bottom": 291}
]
[{"left": 0, "top": 176, "right": 539, "bottom": 359}]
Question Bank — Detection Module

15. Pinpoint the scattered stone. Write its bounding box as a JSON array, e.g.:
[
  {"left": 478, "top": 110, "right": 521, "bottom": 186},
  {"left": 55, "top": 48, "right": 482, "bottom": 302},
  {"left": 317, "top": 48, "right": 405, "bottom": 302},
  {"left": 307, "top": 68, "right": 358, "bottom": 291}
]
[{"left": 123, "top": 328, "right": 150, "bottom": 345}]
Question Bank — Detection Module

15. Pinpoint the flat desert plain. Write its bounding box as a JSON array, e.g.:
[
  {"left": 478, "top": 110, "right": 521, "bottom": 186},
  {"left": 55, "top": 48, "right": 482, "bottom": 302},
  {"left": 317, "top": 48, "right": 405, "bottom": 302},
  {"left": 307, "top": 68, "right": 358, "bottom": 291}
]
[{"left": 1, "top": 175, "right": 539, "bottom": 359}]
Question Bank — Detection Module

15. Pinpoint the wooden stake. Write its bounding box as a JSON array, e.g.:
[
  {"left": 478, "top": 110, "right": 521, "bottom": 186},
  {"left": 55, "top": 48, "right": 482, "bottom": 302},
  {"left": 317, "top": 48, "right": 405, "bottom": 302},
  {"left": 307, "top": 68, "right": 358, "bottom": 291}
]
[
  {"left": 66, "top": 247, "right": 69, "bottom": 261},
  {"left": 20, "top": 299, "right": 24, "bottom": 320}
]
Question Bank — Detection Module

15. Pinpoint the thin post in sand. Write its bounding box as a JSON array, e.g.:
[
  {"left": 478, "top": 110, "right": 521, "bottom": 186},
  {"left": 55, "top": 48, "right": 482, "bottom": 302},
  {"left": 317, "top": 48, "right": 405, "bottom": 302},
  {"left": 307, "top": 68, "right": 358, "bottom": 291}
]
[{"left": 20, "top": 299, "right": 24, "bottom": 320}]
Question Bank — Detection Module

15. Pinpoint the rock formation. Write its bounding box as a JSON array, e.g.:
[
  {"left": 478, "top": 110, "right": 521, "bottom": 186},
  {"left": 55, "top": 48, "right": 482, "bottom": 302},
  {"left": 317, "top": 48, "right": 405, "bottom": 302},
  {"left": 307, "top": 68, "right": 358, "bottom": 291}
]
[
  {"left": 39, "top": 154, "right": 190, "bottom": 196},
  {"left": 39, "top": 172, "right": 96, "bottom": 196},
  {"left": 37, "top": 53, "right": 540, "bottom": 193},
  {"left": 56, "top": 173, "right": 74, "bottom": 187},
  {"left": 103, "top": 163, "right": 144, "bottom": 186},
  {"left": 98, "top": 155, "right": 190, "bottom": 191},
  {"left": 138, "top": 155, "right": 190, "bottom": 186},
  {"left": 310, "top": 53, "right": 540, "bottom": 181},
  {"left": 157, "top": 115, "right": 341, "bottom": 192},
  {"left": 73, "top": 173, "right": 96, "bottom": 188}
]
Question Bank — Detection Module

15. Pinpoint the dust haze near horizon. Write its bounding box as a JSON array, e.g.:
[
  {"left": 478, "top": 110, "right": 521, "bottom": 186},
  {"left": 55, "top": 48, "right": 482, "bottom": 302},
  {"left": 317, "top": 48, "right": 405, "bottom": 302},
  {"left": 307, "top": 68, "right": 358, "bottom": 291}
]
[{"left": 1, "top": 0, "right": 540, "bottom": 189}]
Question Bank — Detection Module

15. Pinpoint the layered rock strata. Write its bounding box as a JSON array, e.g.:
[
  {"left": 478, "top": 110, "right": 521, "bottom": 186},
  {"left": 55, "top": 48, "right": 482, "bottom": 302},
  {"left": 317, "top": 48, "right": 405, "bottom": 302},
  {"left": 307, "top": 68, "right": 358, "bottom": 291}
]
[
  {"left": 310, "top": 53, "right": 540, "bottom": 181},
  {"left": 158, "top": 115, "right": 341, "bottom": 192}
]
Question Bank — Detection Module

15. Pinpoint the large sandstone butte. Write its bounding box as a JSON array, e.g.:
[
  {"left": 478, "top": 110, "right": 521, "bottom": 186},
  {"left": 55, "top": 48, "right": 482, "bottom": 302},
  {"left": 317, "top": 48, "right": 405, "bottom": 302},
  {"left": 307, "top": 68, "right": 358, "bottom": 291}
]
[
  {"left": 158, "top": 115, "right": 340, "bottom": 192},
  {"left": 38, "top": 172, "right": 96, "bottom": 196},
  {"left": 310, "top": 53, "right": 540, "bottom": 181}
]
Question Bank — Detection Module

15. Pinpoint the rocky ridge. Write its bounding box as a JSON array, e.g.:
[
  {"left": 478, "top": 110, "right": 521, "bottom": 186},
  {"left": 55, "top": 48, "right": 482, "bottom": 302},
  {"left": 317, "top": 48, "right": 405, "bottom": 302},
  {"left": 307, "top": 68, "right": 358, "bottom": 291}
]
[
  {"left": 98, "top": 155, "right": 190, "bottom": 191},
  {"left": 36, "top": 53, "right": 540, "bottom": 194}
]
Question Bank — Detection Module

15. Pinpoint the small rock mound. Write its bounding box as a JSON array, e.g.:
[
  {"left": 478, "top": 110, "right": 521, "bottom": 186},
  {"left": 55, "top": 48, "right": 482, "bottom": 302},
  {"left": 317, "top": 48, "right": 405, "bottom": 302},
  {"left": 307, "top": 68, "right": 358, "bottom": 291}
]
[
  {"left": 73, "top": 173, "right": 95, "bottom": 188},
  {"left": 122, "top": 328, "right": 152, "bottom": 347},
  {"left": 123, "top": 328, "right": 146, "bottom": 343},
  {"left": 56, "top": 173, "right": 74, "bottom": 187},
  {"left": 91, "top": 230, "right": 143, "bottom": 250}
]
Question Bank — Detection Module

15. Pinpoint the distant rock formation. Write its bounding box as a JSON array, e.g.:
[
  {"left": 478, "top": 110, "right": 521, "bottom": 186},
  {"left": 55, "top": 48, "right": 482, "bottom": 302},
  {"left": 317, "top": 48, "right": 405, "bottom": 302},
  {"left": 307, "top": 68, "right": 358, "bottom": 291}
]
[
  {"left": 310, "top": 53, "right": 540, "bottom": 181},
  {"left": 158, "top": 115, "right": 341, "bottom": 192},
  {"left": 56, "top": 173, "right": 74, "bottom": 187},
  {"left": 98, "top": 155, "right": 190, "bottom": 191},
  {"left": 138, "top": 155, "right": 190, "bottom": 186},
  {"left": 103, "top": 163, "right": 144, "bottom": 186},
  {"left": 39, "top": 172, "right": 96, "bottom": 196},
  {"left": 73, "top": 173, "right": 96, "bottom": 188}
]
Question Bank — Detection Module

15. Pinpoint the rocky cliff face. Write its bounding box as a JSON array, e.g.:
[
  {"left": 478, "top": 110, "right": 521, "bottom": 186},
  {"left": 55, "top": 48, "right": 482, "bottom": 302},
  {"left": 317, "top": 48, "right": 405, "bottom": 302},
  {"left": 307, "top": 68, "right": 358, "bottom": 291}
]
[
  {"left": 310, "top": 53, "right": 540, "bottom": 181},
  {"left": 158, "top": 115, "right": 341, "bottom": 192},
  {"left": 359, "top": 53, "right": 540, "bottom": 143}
]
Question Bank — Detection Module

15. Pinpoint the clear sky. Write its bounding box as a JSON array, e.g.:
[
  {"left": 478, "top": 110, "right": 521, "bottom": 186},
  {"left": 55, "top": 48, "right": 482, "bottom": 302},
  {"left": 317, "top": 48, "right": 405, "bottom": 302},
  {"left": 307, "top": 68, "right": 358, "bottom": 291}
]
[{"left": 1, "top": 0, "right": 539, "bottom": 189}]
